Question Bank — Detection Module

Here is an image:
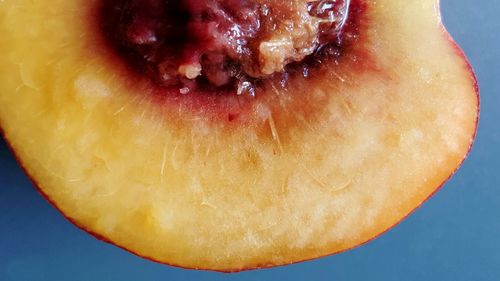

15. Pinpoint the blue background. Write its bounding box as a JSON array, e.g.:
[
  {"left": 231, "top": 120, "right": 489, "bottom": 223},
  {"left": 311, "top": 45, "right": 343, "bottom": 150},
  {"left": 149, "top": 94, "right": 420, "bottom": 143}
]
[{"left": 1, "top": 1, "right": 499, "bottom": 280}]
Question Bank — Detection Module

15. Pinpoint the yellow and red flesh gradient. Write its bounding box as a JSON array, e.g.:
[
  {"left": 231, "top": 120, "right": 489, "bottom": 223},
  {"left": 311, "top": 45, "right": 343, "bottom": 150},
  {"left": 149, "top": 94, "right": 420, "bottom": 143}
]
[
  {"left": 0, "top": 0, "right": 478, "bottom": 272},
  {"left": 90, "top": 0, "right": 371, "bottom": 125}
]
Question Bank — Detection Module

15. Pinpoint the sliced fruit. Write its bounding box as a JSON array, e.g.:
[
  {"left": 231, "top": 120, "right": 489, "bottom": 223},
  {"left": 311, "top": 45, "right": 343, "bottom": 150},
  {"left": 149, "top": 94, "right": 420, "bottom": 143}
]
[{"left": 0, "top": 0, "right": 478, "bottom": 271}]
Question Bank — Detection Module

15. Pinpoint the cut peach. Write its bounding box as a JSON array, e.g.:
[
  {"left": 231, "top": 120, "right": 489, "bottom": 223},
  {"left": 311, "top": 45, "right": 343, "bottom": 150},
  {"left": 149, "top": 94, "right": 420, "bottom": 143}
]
[{"left": 0, "top": 0, "right": 478, "bottom": 272}]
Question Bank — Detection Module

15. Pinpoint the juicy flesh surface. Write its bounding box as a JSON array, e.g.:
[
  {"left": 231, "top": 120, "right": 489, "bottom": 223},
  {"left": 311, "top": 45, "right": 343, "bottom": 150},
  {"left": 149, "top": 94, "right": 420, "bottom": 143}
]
[{"left": 0, "top": 0, "right": 477, "bottom": 271}]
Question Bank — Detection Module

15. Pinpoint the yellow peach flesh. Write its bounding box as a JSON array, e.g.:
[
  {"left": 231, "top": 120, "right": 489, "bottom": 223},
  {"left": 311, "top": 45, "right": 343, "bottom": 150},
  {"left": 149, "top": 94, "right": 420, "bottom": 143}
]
[{"left": 0, "top": 0, "right": 477, "bottom": 271}]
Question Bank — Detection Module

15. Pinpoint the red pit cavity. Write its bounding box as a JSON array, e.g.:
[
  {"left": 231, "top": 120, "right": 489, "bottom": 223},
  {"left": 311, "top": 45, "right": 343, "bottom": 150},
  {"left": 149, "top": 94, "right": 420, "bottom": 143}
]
[{"left": 99, "top": 0, "right": 352, "bottom": 95}]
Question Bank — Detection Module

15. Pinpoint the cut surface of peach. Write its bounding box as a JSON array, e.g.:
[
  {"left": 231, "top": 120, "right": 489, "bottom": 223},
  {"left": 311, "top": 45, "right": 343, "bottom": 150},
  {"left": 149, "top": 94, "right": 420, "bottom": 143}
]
[{"left": 0, "top": 0, "right": 478, "bottom": 271}]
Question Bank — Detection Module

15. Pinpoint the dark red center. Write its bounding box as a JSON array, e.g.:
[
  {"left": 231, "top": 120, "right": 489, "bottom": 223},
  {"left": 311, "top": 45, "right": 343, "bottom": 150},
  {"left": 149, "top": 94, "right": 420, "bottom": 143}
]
[{"left": 99, "top": 0, "right": 351, "bottom": 94}]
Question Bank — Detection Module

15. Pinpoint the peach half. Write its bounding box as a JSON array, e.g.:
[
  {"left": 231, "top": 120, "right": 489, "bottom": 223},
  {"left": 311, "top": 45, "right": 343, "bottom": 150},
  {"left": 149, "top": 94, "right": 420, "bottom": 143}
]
[{"left": 0, "top": 0, "right": 478, "bottom": 272}]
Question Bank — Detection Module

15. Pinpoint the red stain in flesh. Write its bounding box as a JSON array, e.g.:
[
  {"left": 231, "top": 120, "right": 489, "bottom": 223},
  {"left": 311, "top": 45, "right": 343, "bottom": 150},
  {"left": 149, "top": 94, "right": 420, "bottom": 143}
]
[{"left": 89, "top": 0, "right": 370, "bottom": 124}]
